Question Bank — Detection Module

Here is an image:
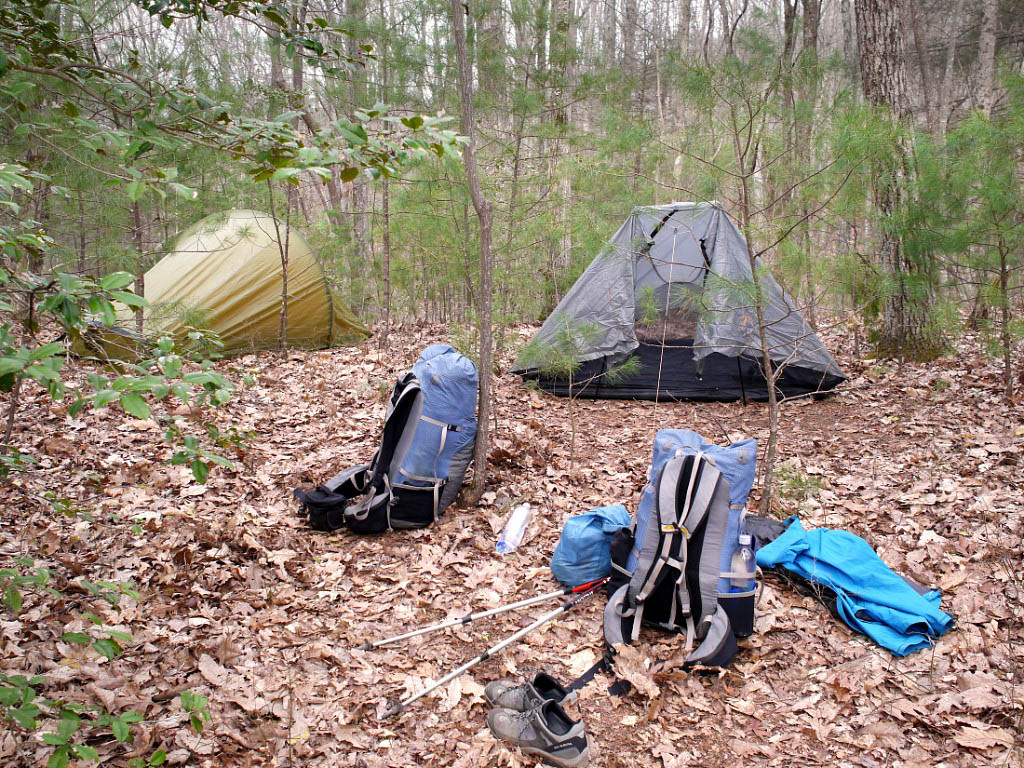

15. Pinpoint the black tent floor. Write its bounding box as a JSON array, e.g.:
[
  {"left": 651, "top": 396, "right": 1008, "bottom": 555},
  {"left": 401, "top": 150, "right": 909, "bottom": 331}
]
[{"left": 523, "top": 339, "right": 844, "bottom": 402}]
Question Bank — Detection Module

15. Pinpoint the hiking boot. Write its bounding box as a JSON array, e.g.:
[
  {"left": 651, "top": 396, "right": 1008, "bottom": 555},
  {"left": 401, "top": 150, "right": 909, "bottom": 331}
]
[
  {"left": 484, "top": 672, "right": 576, "bottom": 711},
  {"left": 487, "top": 700, "right": 590, "bottom": 768}
]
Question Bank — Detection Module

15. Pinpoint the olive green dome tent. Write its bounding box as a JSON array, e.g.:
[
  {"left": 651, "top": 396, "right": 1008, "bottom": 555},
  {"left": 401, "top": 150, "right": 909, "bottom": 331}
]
[{"left": 135, "top": 209, "right": 368, "bottom": 353}]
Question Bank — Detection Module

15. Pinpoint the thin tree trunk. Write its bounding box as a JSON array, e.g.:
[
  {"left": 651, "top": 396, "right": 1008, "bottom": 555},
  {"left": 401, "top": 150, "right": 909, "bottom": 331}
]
[
  {"left": 717, "top": 0, "right": 732, "bottom": 56},
  {"left": 4, "top": 376, "right": 22, "bottom": 446},
  {"left": 131, "top": 201, "right": 145, "bottom": 336},
  {"left": 552, "top": 0, "right": 574, "bottom": 299},
  {"left": 999, "top": 241, "right": 1013, "bottom": 400},
  {"left": 76, "top": 189, "right": 87, "bottom": 273},
  {"left": 450, "top": 0, "right": 494, "bottom": 505},
  {"left": 380, "top": 175, "right": 391, "bottom": 345},
  {"left": 622, "top": 0, "right": 637, "bottom": 72},
  {"left": 840, "top": 0, "right": 858, "bottom": 84},
  {"left": 728, "top": 104, "right": 779, "bottom": 515},
  {"left": 799, "top": 0, "right": 821, "bottom": 326},
  {"left": 267, "top": 181, "right": 291, "bottom": 353},
  {"left": 939, "top": 0, "right": 966, "bottom": 131},
  {"left": 378, "top": 0, "right": 392, "bottom": 342},
  {"left": 702, "top": 0, "right": 714, "bottom": 63}
]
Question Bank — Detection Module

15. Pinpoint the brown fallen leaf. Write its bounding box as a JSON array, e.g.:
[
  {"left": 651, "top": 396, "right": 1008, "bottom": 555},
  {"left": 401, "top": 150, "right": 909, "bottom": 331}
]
[
  {"left": 610, "top": 643, "right": 659, "bottom": 699},
  {"left": 197, "top": 654, "right": 229, "bottom": 687},
  {"left": 953, "top": 725, "right": 1015, "bottom": 750}
]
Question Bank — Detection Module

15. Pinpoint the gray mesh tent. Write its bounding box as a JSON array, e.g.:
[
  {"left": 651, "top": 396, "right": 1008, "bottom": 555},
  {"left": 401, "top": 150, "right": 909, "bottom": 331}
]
[{"left": 512, "top": 202, "right": 844, "bottom": 401}]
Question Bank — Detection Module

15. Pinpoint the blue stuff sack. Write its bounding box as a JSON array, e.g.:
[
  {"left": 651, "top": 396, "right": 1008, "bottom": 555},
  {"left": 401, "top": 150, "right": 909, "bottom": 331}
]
[{"left": 551, "top": 504, "right": 632, "bottom": 587}]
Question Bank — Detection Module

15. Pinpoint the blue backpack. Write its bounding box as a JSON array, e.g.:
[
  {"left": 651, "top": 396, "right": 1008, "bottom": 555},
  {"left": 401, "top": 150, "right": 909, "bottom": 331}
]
[
  {"left": 604, "top": 429, "right": 757, "bottom": 666},
  {"left": 295, "top": 345, "right": 477, "bottom": 533}
]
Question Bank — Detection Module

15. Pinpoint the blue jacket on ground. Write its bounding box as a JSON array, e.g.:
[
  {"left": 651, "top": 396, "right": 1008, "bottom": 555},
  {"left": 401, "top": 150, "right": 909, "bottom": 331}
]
[{"left": 756, "top": 519, "right": 954, "bottom": 656}]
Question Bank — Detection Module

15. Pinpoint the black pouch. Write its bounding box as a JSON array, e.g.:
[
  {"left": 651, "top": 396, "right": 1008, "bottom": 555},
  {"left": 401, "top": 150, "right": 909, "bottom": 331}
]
[{"left": 294, "top": 486, "right": 347, "bottom": 532}]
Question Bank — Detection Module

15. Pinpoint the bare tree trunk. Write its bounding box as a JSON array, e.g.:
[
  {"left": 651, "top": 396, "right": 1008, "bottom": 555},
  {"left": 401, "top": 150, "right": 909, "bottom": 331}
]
[
  {"left": 602, "top": 0, "right": 616, "bottom": 62},
  {"left": 939, "top": 0, "right": 966, "bottom": 131},
  {"left": 380, "top": 175, "right": 391, "bottom": 344},
  {"left": 908, "top": 0, "right": 937, "bottom": 134},
  {"left": 978, "top": 0, "right": 999, "bottom": 116},
  {"left": 535, "top": 0, "right": 550, "bottom": 72},
  {"left": 678, "top": 0, "right": 692, "bottom": 58},
  {"left": 702, "top": 0, "right": 714, "bottom": 62},
  {"left": 267, "top": 182, "right": 291, "bottom": 353},
  {"left": 475, "top": 0, "right": 505, "bottom": 101},
  {"left": 727, "top": 104, "right": 779, "bottom": 516},
  {"left": 76, "top": 189, "right": 87, "bottom": 273},
  {"left": 999, "top": 241, "right": 1013, "bottom": 400},
  {"left": 131, "top": 201, "right": 145, "bottom": 336},
  {"left": 269, "top": 34, "right": 286, "bottom": 114},
  {"left": 450, "top": 0, "right": 494, "bottom": 505},
  {"left": 799, "top": 0, "right": 821, "bottom": 326},
  {"left": 840, "top": 0, "right": 858, "bottom": 84},
  {"left": 622, "top": 0, "right": 637, "bottom": 72},
  {"left": 552, "top": 0, "right": 575, "bottom": 299},
  {"left": 717, "top": 0, "right": 732, "bottom": 56}
]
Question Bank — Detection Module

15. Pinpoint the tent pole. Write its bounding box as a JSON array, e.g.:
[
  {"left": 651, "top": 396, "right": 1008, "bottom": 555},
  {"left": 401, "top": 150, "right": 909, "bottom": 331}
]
[
  {"left": 595, "top": 356, "right": 608, "bottom": 398},
  {"left": 737, "top": 357, "right": 748, "bottom": 406}
]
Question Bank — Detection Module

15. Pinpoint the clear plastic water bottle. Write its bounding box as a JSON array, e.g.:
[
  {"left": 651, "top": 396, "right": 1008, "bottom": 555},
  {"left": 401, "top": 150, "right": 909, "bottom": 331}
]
[
  {"left": 730, "top": 533, "right": 756, "bottom": 592},
  {"left": 496, "top": 503, "right": 533, "bottom": 554}
]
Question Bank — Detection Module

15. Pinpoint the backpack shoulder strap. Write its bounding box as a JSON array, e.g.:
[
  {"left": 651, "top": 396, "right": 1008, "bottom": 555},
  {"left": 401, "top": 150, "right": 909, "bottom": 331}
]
[{"left": 371, "top": 375, "right": 422, "bottom": 490}]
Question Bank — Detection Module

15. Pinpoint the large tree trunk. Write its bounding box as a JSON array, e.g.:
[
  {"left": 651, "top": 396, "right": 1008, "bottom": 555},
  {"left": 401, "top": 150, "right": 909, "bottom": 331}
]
[
  {"left": 450, "top": 0, "right": 494, "bottom": 506},
  {"left": 856, "top": 0, "right": 940, "bottom": 360}
]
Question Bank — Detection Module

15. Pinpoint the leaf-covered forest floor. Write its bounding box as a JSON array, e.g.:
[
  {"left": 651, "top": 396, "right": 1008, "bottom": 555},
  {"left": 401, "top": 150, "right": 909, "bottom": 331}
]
[{"left": 2, "top": 325, "right": 1022, "bottom": 767}]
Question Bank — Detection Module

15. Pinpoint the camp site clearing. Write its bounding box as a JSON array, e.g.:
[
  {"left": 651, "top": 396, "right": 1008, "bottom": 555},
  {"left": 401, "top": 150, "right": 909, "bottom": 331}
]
[{"left": 3, "top": 325, "right": 1019, "bottom": 767}]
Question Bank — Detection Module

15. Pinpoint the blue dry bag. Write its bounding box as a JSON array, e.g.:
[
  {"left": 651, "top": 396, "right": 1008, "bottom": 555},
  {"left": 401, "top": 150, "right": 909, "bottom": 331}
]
[{"left": 551, "top": 504, "right": 632, "bottom": 587}]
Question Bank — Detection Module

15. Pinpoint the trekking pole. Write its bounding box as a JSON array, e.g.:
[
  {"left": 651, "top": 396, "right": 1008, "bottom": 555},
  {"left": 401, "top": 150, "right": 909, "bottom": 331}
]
[
  {"left": 379, "top": 576, "right": 608, "bottom": 720},
  {"left": 358, "top": 577, "right": 609, "bottom": 651}
]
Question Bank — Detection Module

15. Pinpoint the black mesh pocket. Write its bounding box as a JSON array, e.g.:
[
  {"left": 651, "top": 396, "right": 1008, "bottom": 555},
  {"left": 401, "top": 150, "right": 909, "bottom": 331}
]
[{"left": 719, "top": 592, "right": 755, "bottom": 638}]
